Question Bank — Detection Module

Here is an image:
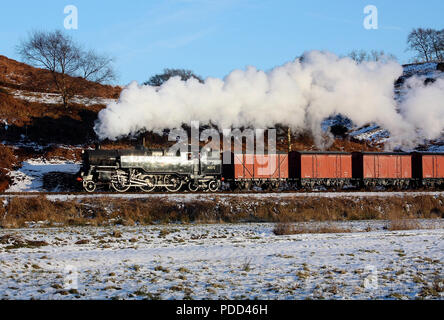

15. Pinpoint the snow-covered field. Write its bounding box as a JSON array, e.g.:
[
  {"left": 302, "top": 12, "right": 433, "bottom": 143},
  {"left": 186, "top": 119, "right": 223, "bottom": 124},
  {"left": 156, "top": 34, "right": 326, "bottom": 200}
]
[
  {"left": 0, "top": 222, "right": 442, "bottom": 300},
  {"left": 6, "top": 159, "right": 80, "bottom": 192}
]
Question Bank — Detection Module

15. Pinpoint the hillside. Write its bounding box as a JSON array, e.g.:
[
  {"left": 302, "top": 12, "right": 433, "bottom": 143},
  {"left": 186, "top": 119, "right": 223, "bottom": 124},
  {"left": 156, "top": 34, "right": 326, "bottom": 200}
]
[{"left": 0, "top": 55, "right": 120, "bottom": 99}]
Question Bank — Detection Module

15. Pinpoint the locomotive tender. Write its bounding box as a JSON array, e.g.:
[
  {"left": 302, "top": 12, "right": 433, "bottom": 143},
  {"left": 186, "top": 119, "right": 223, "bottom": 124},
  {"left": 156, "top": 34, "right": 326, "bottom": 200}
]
[{"left": 78, "top": 147, "right": 444, "bottom": 193}]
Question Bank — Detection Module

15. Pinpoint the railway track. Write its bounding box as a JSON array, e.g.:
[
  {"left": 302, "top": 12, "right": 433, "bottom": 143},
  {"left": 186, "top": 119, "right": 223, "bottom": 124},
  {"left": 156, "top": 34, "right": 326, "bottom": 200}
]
[{"left": 1, "top": 190, "right": 444, "bottom": 200}]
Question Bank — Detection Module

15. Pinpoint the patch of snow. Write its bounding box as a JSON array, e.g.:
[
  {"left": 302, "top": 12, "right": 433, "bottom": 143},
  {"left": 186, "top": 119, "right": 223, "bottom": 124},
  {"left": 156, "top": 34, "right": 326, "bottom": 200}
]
[
  {"left": 349, "top": 125, "right": 389, "bottom": 144},
  {"left": 6, "top": 159, "right": 81, "bottom": 193},
  {"left": 403, "top": 62, "right": 438, "bottom": 76},
  {"left": 1, "top": 119, "right": 8, "bottom": 130},
  {"left": 11, "top": 89, "right": 116, "bottom": 106}
]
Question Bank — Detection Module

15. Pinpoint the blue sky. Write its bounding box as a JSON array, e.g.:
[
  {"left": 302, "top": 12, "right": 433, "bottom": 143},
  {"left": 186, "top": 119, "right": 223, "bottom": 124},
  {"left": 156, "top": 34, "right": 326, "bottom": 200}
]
[{"left": 1, "top": 0, "right": 443, "bottom": 84}]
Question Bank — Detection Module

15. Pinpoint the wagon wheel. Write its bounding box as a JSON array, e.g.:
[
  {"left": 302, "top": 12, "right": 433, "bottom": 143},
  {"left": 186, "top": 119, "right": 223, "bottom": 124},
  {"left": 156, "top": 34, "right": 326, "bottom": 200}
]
[
  {"left": 261, "top": 182, "right": 272, "bottom": 192},
  {"left": 140, "top": 175, "right": 156, "bottom": 193},
  {"left": 243, "top": 181, "right": 252, "bottom": 191},
  {"left": 164, "top": 175, "right": 182, "bottom": 192},
  {"left": 271, "top": 181, "right": 281, "bottom": 192},
  {"left": 188, "top": 181, "right": 200, "bottom": 192}
]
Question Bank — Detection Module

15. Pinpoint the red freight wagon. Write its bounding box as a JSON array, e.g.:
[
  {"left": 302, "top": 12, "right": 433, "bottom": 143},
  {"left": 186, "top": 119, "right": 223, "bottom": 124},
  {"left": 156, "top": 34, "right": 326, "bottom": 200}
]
[
  {"left": 412, "top": 152, "right": 444, "bottom": 187},
  {"left": 290, "top": 152, "right": 353, "bottom": 188},
  {"left": 352, "top": 152, "right": 412, "bottom": 188},
  {"left": 233, "top": 152, "right": 289, "bottom": 190}
]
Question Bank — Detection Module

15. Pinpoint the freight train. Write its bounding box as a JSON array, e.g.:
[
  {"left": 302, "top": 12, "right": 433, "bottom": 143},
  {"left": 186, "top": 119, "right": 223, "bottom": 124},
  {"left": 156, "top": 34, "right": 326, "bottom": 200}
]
[{"left": 77, "top": 147, "right": 444, "bottom": 193}]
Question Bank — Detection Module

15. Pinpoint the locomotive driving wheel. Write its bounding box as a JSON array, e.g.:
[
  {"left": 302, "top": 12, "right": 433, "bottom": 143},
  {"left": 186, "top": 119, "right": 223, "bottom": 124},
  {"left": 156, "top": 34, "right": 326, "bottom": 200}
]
[
  {"left": 111, "top": 171, "right": 131, "bottom": 193},
  {"left": 164, "top": 175, "right": 182, "bottom": 192},
  {"left": 188, "top": 181, "right": 199, "bottom": 192},
  {"left": 140, "top": 175, "right": 156, "bottom": 193}
]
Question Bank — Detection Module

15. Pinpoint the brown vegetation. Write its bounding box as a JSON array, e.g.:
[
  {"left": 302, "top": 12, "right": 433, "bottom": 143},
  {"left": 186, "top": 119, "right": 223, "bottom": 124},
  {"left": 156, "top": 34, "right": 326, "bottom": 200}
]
[
  {"left": 273, "top": 222, "right": 351, "bottom": 235},
  {"left": 386, "top": 219, "right": 422, "bottom": 231},
  {"left": 0, "top": 195, "right": 442, "bottom": 229},
  {"left": 0, "top": 145, "right": 17, "bottom": 192},
  {"left": 0, "top": 234, "right": 48, "bottom": 249},
  {"left": 0, "top": 88, "right": 102, "bottom": 144},
  {"left": 0, "top": 55, "right": 121, "bottom": 148}
]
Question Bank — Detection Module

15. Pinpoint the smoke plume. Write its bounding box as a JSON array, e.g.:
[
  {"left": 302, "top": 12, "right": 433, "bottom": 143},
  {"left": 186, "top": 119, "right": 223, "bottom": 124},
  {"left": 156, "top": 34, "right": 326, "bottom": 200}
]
[{"left": 94, "top": 51, "right": 444, "bottom": 149}]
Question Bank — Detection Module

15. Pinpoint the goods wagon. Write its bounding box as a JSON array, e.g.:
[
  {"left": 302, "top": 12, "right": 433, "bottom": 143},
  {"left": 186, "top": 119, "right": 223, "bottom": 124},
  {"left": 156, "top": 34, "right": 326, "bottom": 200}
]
[
  {"left": 352, "top": 152, "right": 412, "bottom": 188},
  {"left": 230, "top": 152, "right": 289, "bottom": 190},
  {"left": 412, "top": 152, "right": 444, "bottom": 187},
  {"left": 290, "top": 152, "right": 353, "bottom": 188}
]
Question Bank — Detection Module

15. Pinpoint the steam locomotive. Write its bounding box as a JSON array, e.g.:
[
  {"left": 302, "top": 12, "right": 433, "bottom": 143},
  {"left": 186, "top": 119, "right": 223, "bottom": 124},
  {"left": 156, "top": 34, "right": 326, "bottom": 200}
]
[
  {"left": 77, "top": 146, "right": 444, "bottom": 193},
  {"left": 77, "top": 147, "right": 222, "bottom": 193}
]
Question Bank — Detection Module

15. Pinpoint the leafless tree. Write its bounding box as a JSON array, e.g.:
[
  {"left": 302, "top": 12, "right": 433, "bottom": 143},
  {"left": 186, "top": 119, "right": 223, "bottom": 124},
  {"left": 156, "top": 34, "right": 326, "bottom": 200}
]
[
  {"left": 79, "top": 50, "right": 116, "bottom": 84},
  {"left": 407, "top": 28, "right": 435, "bottom": 62},
  {"left": 17, "top": 30, "right": 116, "bottom": 107},
  {"left": 348, "top": 50, "right": 397, "bottom": 63},
  {"left": 407, "top": 28, "right": 444, "bottom": 63},
  {"left": 428, "top": 29, "right": 444, "bottom": 61}
]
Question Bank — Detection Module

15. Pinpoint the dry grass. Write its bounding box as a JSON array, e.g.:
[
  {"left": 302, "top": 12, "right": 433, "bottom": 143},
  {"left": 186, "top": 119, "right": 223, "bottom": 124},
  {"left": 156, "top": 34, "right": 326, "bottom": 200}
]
[
  {"left": 0, "top": 144, "right": 17, "bottom": 192},
  {"left": 0, "top": 195, "right": 443, "bottom": 229},
  {"left": 273, "top": 222, "right": 351, "bottom": 235},
  {"left": 0, "top": 234, "right": 48, "bottom": 249},
  {"left": 386, "top": 219, "right": 422, "bottom": 231}
]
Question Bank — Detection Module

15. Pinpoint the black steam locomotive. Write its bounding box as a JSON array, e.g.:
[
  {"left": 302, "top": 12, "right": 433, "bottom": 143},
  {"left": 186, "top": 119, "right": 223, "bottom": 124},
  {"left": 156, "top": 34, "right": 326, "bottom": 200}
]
[{"left": 78, "top": 147, "right": 222, "bottom": 193}]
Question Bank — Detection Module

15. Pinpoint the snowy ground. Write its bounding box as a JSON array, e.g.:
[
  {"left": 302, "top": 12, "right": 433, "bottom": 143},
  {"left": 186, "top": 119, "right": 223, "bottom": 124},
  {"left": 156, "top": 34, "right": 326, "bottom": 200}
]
[
  {"left": 0, "top": 222, "right": 442, "bottom": 300},
  {"left": 348, "top": 125, "right": 389, "bottom": 144},
  {"left": 10, "top": 89, "right": 116, "bottom": 106},
  {"left": 6, "top": 159, "right": 80, "bottom": 192}
]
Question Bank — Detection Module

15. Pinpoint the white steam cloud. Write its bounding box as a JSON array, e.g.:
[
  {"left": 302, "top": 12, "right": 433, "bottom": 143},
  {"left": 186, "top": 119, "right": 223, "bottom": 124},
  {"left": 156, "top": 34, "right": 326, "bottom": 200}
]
[
  {"left": 399, "top": 77, "right": 444, "bottom": 142},
  {"left": 94, "top": 51, "right": 444, "bottom": 149}
]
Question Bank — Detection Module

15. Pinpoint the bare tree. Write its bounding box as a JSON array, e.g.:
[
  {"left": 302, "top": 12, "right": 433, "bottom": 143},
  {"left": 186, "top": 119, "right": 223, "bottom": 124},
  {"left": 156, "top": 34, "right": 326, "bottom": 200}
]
[
  {"left": 79, "top": 50, "right": 116, "bottom": 83},
  {"left": 144, "top": 68, "right": 204, "bottom": 86},
  {"left": 428, "top": 29, "right": 444, "bottom": 61},
  {"left": 407, "top": 28, "right": 434, "bottom": 62},
  {"left": 348, "top": 50, "right": 367, "bottom": 63},
  {"left": 17, "top": 30, "right": 116, "bottom": 107},
  {"left": 348, "top": 50, "right": 397, "bottom": 63}
]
